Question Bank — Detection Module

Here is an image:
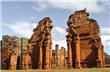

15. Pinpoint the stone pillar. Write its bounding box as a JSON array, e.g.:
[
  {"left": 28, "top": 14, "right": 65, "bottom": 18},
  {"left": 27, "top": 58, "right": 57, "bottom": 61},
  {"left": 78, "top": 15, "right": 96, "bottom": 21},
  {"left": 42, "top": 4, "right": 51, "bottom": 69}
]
[
  {"left": 9, "top": 52, "right": 18, "bottom": 70},
  {"left": 43, "top": 37, "right": 50, "bottom": 69},
  {"left": 66, "top": 35, "right": 72, "bottom": 68},
  {"left": 97, "top": 44, "right": 103, "bottom": 68},
  {"left": 49, "top": 45, "right": 52, "bottom": 68},
  {"left": 55, "top": 44, "right": 59, "bottom": 67},
  {"left": 63, "top": 47, "right": 66, "bottom": 68},
  {"left": 75, "top": 34, "right": 81, "bottom": 69},
  {"left": 38, "top": 43, "right": 42, "bottom": 69},
  {"left": 22, "top": 52, "right": 31, "bottom": 70},
  {"left": 55, "top": 44, "right": 59, "bottom": 54},
  {"left": 102, "top": 45, "right": 105, "bottom": 67},
  {"left": 49, "top": 29, "right": 52, "bottom": 68}
]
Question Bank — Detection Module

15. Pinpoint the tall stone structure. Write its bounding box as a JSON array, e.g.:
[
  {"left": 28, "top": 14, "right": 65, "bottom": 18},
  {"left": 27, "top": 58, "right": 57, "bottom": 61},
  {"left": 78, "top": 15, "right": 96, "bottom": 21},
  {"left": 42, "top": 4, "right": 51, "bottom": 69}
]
[
  {"left": 21, "top": 48, "right": 32, "bottom": 69},
  {"left": 1, "top": 10, "right": 106, "bottom": 70},
  {"left": 29, "top": 17, "right": 53, "bottom": 69},
  {"left": 1, "top": 35, "right": 20, "bottom": 69},
  {"left": 1, "top": 35, "right": 29, "bottom": 69},
  {"left": 66, "top": 9, "right": 105, "bottom": 69},
  {"left": 19, "top": 38, "right": 31, "bottom": 69},
  {"left": 55, "top": 44, "right": 59, "bottom": 67},
  {"left": 51, "top": 44, "right": 67, "bottom": 68}
]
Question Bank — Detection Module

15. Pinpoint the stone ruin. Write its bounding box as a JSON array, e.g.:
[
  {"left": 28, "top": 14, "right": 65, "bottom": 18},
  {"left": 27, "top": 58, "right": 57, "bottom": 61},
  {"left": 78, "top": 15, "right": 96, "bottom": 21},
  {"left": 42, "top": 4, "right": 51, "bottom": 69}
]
[
  {"left": 1, "top": 36, "right": 67, "bottom": 70},
  {"left": 66, "top": 9, "right": 105, "bottom": 69},
  {"left": 0, "top": 9, "right": 105, "bottom": 70},
  {"left": 0, "top": 17, "right": 67, "bottom": 70},
  {"left": 51, "top": 44, "right": 67, "bottom": 68},
  {"left": 29, "top": 17, "right": 53, "bottom": 69},
  {"left": 1, "top": 35, "right": 19, "bottom": 69},
  {"left": 1, "top": 35, "right": 29, "bottom": 69}
]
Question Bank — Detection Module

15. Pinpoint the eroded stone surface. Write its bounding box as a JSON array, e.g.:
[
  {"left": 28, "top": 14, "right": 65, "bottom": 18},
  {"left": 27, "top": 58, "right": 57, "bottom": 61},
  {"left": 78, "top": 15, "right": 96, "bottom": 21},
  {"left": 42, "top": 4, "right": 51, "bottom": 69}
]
[
  {"left": 29, "top": 17, "right": 53, "bottom": 69},
  {"left": 51, "top": 44, "right": 67, "bottom": 68},
  {"left": 66, "top": 9, "right": 105, "bottom": 69},
  {"left": 1, "top": 35, "right": 29, "bottom": 69},
  {"left": 1, "top": 10, "right": 105, "bottom": 70}
]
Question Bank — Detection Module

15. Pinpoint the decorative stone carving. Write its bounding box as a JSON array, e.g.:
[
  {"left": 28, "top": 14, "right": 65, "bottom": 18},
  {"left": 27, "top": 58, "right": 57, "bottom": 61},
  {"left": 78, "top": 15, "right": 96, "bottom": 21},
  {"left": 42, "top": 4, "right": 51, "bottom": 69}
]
[
  {"left": 1, "top": 35, "right": 29, "bottom": 69},
  {"left": 22, "top": 49, "right": 31, "bottom": 69},
  {"left": 66, "top": 9, "right": 105, "bottom": 69},
  {"left": 29, "top": 17, "right": 53, "bottom": 69},
  {"left": 9, "top": 50, "right": 18, "bottom": 70},
  {"left": 1, "top": 9, "right": 105, "bottom": 70}
]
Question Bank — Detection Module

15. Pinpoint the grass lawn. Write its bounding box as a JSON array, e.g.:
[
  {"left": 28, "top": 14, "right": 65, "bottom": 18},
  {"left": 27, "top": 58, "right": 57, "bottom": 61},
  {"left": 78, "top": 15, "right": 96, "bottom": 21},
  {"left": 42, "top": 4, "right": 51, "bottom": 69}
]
[{"left": 1, "top": 68, "right": 110, "bottom": 72}]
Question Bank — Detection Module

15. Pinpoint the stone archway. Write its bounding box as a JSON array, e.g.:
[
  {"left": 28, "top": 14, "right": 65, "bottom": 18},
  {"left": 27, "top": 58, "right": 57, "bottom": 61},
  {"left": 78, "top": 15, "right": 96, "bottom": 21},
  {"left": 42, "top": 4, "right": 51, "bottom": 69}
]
[
  {"left": 27, "top": 9, "right": 105, "bottom": 69},
  {"left": 66, "top": 9, "right": 105, "bottom": 69},
  {"left": 29, "top": 17, "right": 53, "bottom": 69}
]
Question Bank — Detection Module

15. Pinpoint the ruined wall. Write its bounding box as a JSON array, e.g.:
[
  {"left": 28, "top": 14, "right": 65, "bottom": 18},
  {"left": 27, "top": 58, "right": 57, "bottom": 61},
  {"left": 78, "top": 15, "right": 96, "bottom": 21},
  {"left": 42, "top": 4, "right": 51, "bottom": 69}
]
[
  {"left": 1, "top": 9, "right": 106, "bottom": 70},
  {"left": 66, "top": 9, "right": 105, "bottom": 69},
  {"left": 29, "top": 17, "right": 53, "bottom": 69},
  {"left": 51, "top": 44, "right": 67, "bottom": 68},
  {"left": 1, "top": 35, "right": 29, "bottom": 69}
]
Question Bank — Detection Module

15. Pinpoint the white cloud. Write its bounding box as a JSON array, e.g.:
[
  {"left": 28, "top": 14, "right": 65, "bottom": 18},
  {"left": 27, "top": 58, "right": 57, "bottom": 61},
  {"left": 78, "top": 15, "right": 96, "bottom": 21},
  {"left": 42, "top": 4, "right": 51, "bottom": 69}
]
[
  {"left": 52, "top": 26, "right": 66, "bottom": 41},
  {"left": 100, "top": 27, "right": 110, "bottom": 45},
  {"left": 8, "top": 21, "right": 36, "bottom": 39},
  {"left": 52, "top": 26, "right": 67, "bottom": 49},
  {"left": 52, "top": 40, "right": 67, "bottom": 50},
  {"left": 33, "top": 1, "right": 48, "bottom": 12},
  {"left": 33, "top": 0, "right": 104, "bottom": 13},
  {"left": 101, "top": 27, "right": 110, "bottom": 36},
  {"left": 101, "top": 27, "right": 110, "bottom": 55}
]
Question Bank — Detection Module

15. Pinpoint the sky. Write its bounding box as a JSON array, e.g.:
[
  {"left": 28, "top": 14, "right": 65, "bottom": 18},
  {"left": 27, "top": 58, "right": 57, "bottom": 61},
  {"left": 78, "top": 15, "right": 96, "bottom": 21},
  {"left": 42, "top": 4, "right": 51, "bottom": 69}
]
[{"left": 1, "top": 0, "right": 110, "bottom": 55}]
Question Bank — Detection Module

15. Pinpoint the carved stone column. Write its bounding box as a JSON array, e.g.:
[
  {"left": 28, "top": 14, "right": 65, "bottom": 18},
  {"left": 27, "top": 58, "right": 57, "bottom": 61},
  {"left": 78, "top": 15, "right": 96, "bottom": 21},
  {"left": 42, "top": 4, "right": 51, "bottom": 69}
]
[
  {"left": 75, "top": 34, "right": 81, "bottom": 69},
  {"left": 55, "top": 44, "right": 59, "bottom": 67},
  {"left": 63, "top": 48, "right": 66, "bottom": 68},
  {"left": 9, "top": 52, "right": 18, "bottom": 70},
  {"left": 43, "top": 36, "right": 50, "bottom": 69},
  {"left": 96, "top": 44, "right": 103, "bottom": 68},
  {"left": 29, "top": 17, "right": 52, "bottom": 69},
  {"left": 101, "top": 45, "right": 105, "bottom": 67},
  {"left": 49, "top": 41, "right": 52, "bottom": 68},
  {"left": 66, "top": 35, "right": 72, "bottom": 68},
  {"left": 38, "top": 42, "right": 42, "bottom": 69}
]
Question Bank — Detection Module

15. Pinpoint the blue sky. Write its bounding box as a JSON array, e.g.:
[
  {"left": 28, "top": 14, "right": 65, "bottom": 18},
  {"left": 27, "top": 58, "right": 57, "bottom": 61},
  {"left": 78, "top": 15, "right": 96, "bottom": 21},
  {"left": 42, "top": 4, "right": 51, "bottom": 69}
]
[{"left": 1, "top": 0, "right": 110, "bottom": 55}]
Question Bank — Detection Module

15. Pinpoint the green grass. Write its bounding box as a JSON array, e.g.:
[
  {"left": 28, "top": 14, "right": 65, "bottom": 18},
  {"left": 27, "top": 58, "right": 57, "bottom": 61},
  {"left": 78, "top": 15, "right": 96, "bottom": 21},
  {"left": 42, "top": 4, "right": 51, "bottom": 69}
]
[{"left": 1, "top": 68, "right": 110, "bottom": 72}]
